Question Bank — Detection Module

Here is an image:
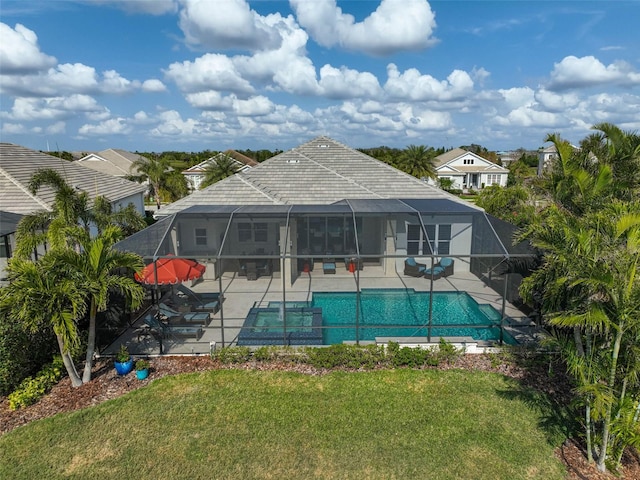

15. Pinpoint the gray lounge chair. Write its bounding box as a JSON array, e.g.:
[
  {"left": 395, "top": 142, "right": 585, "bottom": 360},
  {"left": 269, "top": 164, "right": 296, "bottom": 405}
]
[
  {"left": 404, "top": 257, "right": 426, "bottom": 277},
  {"left": 158, "top": 303, "right": 210, "bottom": 326},
  {"left": 143, "top": 313, "right": 204, "bottom": 340}
]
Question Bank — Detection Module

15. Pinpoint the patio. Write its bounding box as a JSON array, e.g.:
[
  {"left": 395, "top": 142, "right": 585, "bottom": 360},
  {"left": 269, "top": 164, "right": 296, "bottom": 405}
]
[{"left": 101, "top": 257, "right": 540, "bottom": 357}]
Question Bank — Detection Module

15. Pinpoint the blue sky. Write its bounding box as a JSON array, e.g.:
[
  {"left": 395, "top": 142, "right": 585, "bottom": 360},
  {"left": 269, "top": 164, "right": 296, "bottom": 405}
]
[{"left": 1, "top": 0, "right": 639, "bottom": 154}]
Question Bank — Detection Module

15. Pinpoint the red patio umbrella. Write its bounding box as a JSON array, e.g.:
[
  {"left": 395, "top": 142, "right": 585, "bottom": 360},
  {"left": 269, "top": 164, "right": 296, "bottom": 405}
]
[{"left": 135, "top": 256, "right": 206, "bottom": 285}]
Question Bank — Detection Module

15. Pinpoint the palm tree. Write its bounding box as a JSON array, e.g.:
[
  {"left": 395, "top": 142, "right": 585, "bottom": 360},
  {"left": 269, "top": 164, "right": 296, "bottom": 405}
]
[
  {"left": 398, "top": 145, "right": 437, "bottom": 180},
  {"left": 57, "top": 226, "right": 144, "bottom": 383},
  {"left": 200, "top": 155, "right": 240, "bottom": 189},
  {"left": 15, "top": 168, "right": 92, "bottom": 257},
  {"left": 130, "top": 154, "right": 188, "bottom": 209},
  {"left": 0, "top": 255, "right": 87, "bottom": 387},
  {"left": 520, "top": 201, "right": 640, "bottom": 472}
]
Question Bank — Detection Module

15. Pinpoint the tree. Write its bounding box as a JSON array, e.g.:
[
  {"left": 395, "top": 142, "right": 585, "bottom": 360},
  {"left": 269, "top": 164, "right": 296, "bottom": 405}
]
[
  {"left": 520, "top": 202, "right": 640, "bottom": 472},
  {"left": 398, "top": 145, "right": 437, "bottom": 180},
  {"left": 476, "top": 184, "right": 535, "bottom": 227},
  {"left": 129, "top": 154, "right": 188, "bottom": 209},
  {"left": 0, "top": 255, "right": 87, "bottom": 387},
  {"left": 55, "top": 226, "right": 144, "bottom": 384},
  {"left": 200, "top": 155, "right": 241, "bottom": 189},
  {"left": 15, "top": 168, "right": 146, "bottom": 258}
]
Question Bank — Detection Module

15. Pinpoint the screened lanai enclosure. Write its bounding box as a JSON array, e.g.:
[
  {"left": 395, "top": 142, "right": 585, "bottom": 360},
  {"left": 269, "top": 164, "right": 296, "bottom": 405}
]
[{"left": 105, "top": 198, "right": 541, "bottom": 356}]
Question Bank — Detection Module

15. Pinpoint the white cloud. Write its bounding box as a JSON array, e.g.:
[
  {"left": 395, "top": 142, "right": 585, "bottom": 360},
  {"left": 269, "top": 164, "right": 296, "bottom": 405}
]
[
  {"left": 548, "top": 55, "right": 640, "bottom": 90},
  {"left": 535, "top": 89, "right": 580, "bottom": 112},
  {"left": 497, "top": 87, "right": 536, "bottom": 109},
  {"left": 46, "top": 121, "right": 66, "bottom": 135},
  {"left": 384, "top": 64, "right": 474, "bottom": 101},
  {"left": 165, "top": 54, "right": 255, "bottom": 95},
  {"left": 0, "top": 23, "right": 57, "bottom": 74},
  {"left": 178, "top": 0, "right": 283, "bottom": 51},
  {"left": 318, "top": 65, "right": 382, "bottom": 99},
  {"left": 79, "top": 117, "right": 131, "bottom": 135},
  {"left": 101, "top": 70, "right": 141, "bottom": 94},
  {"left": 141, "top": 79, "right": 167, "bottom": 92},
  {"left": 291, "top": 0, "right": 437, "bottom": 56},
  {"left": 7, "top": 95, "right": 104, "bottom": 121}
]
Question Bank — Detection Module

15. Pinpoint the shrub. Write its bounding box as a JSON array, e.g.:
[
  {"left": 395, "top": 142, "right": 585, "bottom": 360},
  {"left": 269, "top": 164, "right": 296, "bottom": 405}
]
[
  {"left": 212, "top": 346, "right": 251, "bottom": 364},
  {"left": 306, "top": 344, "right": 386, "bottom": 369},
  {"left": 135, "top": 359, "right": 150, "bottom": 371},
  {"left": 435, "top": 338, "right": 462, "bottom": 364},
  {"left": 0, "top": 313, "right": 57, "bottom": 396},
  {"left": 253, "top": 346, "right": 307, "bottom": 363},
  {"left": 391, "top": 346, "right": 432, "bottom": 368},
  {"left": 8, "top": 356, "right": 64, "bottom": 410},
  {"left": 115, "top": 344, "right": 130, "bottom": 363}
]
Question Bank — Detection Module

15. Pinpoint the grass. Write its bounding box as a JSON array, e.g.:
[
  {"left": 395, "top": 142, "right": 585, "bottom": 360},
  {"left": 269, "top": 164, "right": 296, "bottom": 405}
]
[{"left": 0, "top": 369, "right": 566, "bottom": 480}]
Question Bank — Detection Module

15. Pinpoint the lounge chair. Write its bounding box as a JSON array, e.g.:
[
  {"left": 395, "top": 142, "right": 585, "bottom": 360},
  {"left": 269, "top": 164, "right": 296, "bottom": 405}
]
[
  {"left": 143, "top": 313, "right": 204, "bottom": 340},
  {"left": 158, "top": 303, "right": 210, "bottom": 326},
  {"left": 175, "top": 285, "right": 221, "bottom": 313},
  {"left": 404, "top": 257, "right": 426, "bottom": 277},
  {"left": 424, "top": 257, "right": 455, "bottom": 280}
]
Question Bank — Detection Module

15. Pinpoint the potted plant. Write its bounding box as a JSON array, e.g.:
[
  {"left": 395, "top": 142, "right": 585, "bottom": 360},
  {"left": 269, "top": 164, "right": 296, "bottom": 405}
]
[
  {"left": 135, "top": 358, "right": 150, "bottom": 380},
  {"left": 114, "top": 344, "right": 134, "bottom": 375}
]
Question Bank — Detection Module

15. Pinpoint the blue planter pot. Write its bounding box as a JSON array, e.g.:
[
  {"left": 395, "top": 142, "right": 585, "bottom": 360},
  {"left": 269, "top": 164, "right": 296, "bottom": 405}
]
[
  {"left": 136, "top": 368, "right": 149, "bottom": 380},
  {"left": 114, "top": 358, "right": 134, "bottom": 375}
]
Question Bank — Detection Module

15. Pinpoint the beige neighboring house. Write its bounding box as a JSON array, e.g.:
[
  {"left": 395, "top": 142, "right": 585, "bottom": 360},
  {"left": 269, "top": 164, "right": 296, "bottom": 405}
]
[
  {"left": 537, "top": 144, "right": 558, "bottom": 176},
  {"left": 76, "top": 148, "right": 149, "bottom": 178},
  {"left": 0, "top": 143, "right": 148, "bottom": 279},
  {"left": 182, "top": 150, "right": 259, "bottom": 191},
  {"left": 430, "top": 148, "right": 508, "bottom": 190}
]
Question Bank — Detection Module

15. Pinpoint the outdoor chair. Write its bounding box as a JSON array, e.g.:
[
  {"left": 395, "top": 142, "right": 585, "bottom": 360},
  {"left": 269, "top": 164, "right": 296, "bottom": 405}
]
[
  {"left": 424, "top": 257, "right": 455, "bottom": 280},
  {"left": 404, "top": 257, "right": 426, "bottom": 277},
  {"left": 143, "top": 313, "right": 204, "bottom": 341},
  {"left": 323, "top": 257, "right": 336, "bottom": 274},
  {"left": 158, "top": 303, "right": 211, "bottom": 326},
  {"left": 175, "top": 284, "right": 221, "bottom": 314}
]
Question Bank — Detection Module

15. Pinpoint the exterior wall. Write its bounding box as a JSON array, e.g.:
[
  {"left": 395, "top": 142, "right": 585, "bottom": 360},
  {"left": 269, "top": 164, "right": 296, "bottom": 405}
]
[
  {"left": 480, "top": 172, "right": 507, "bottom": 188},
  {"left": 112, "top": 193, "right": 145, "bottom": 216}
]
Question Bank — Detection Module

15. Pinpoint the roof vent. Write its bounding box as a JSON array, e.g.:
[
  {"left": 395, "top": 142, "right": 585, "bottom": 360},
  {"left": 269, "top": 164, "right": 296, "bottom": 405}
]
[
  {"left": 286, "top": 159, "right": 299, "bottom": 164},
  {"left": 318, "top": 144, "right": 329, "bottom": 148}
]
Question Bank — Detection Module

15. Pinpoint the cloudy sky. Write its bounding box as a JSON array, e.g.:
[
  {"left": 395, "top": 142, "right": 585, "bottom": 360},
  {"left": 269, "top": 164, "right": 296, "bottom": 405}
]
[{"left": 1, "top": 0, "right": 639, "bottom": 154}]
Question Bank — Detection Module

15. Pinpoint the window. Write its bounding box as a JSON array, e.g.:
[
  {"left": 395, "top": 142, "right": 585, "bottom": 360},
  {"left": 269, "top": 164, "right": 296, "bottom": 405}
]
[
  {"left": 238, "top": 222, "right": 268, "bottom": 243},
  {"left": 254, "top": 223, "right": 268, "bottom": 242},
  {"left": 425, "top": 224, "right": 451, "bottom": 255},
  {"left": 407, "top": 224, "right": 428, "bottom": 255},
  {"left": 463, "top": 158, "right": 475, "bottom": 165},
  {"left": 486, "top": 174, "right": 500, "bottom": 186},
  {"left": 195, "top": 228, "right": 207, "bottom": 246}
]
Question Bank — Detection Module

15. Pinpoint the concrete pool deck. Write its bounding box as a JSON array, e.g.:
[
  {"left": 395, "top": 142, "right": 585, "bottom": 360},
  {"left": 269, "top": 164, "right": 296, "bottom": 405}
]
[{"left": 101, "top": 264, "right": 541, "bottom": 357}]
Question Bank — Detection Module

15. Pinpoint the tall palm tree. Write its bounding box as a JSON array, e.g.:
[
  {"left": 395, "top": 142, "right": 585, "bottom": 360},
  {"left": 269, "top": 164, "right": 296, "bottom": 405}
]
[
  {"left": 520, "top": 201, "right": 640, "bottom": 472},
  {"left": 58, "top": 225, "right": 144, "bottom": 383},
  {"left": 200, "top": 155, "right": 240, "bottom": 189},
  {"left": 0, "top": 255, "right": 87, "bottom": 387},
  {"left": 15, "top": 168, "right": 92, "bottom": 257},
  {"left": 398, "top": 145, "right": 437, "bottom": 180},
  {"left": 130, "top": 154, "right": 188, "bottom": 209}
]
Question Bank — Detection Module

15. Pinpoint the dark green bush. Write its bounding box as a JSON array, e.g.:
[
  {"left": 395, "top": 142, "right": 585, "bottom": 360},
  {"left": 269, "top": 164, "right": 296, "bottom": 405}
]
[
  {"left": 391, "top": 346, "right": 432, "bottom": 367},
  {"left": 8, "top": 356, "right": 64, "bottom": 410},
  {"left": 0, "top": 313, "right": 57, "bottom": 396},
  {"left": 306, "top": 344, "right": 386, "bottom": 369},
  {"left": 212, "top": 346, "right": 251, "bottom": 364},
  {"left": 253, "top": 346, "right": 307, "bottom": 363},
  {"left": 435, "top": 338, "right": 461, "bottom": 364}
]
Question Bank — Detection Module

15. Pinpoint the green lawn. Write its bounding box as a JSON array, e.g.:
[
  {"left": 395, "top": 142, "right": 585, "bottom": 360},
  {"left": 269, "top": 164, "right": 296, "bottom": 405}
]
[{"left": 0, "top": 369, "right": 566, "bottom": 480}]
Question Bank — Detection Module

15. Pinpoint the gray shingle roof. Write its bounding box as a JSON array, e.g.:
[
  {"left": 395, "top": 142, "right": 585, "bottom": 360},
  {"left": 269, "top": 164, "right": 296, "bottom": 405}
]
[
  {"left": 157, "top": 136, "right": 476, "bottom": 216},
  {"left": 0, "top": 143, "right": 147, "bottom": 215},
  {"left": 75, "top": 148, "right": 148, "bottom": 177}
]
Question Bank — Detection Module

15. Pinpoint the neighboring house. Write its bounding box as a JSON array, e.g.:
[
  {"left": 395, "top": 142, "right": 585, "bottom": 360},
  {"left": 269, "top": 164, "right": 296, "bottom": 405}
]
[
  {"left": 537, "top": 144, "right": 558, "bottom": 176},
  {"left": 497, "top": 151, "right": 518, "bottom": 167},
  {"left": 430, "top": 148, "right": 509, "bottom": 190},
  {"left": 75, "top": 148, "right": 149, "bottom": 178},
  {"left": 0, "top": 143, "right": 148, "bottom": 277},
  {"left": 182, "top": 150, "right": 259, "bottom": 191},
  {"left": 0, "top": 211, "right": 22, "bottom": 284}
]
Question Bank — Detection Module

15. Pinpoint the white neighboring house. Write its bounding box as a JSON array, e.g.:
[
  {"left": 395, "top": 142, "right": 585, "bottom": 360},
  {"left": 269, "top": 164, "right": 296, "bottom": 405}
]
[
  {"left": 537, "top": 144, "right": 558, "bottom": 176},
  {"left": 75, "top": 148, "right": 149, "bottom": 178},
  {"left": 182, "top": 150, "right": 258, "bottom": 192},
  {"left": 431, "top": 148, "right": 508, "bottom": 190}
]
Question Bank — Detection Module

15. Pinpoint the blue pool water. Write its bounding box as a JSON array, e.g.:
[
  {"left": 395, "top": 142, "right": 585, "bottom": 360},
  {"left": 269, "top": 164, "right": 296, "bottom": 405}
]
[{"left": 263, "top": 289, "right": 515, "bottom": 345}]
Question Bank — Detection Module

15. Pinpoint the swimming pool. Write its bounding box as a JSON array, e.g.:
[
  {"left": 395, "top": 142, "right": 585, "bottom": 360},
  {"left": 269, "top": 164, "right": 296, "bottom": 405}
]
[
  {"left": 241, "top": 289, "right": 515, "bottom": 346},
  {"left": 237, "top": 307, "right": 323, "bottom": 345}
]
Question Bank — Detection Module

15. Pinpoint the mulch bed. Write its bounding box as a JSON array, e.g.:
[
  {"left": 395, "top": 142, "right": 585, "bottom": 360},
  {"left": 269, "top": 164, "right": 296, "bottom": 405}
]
[{"left": 1, "top": 354, "right": 638, "bottom": 479}]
